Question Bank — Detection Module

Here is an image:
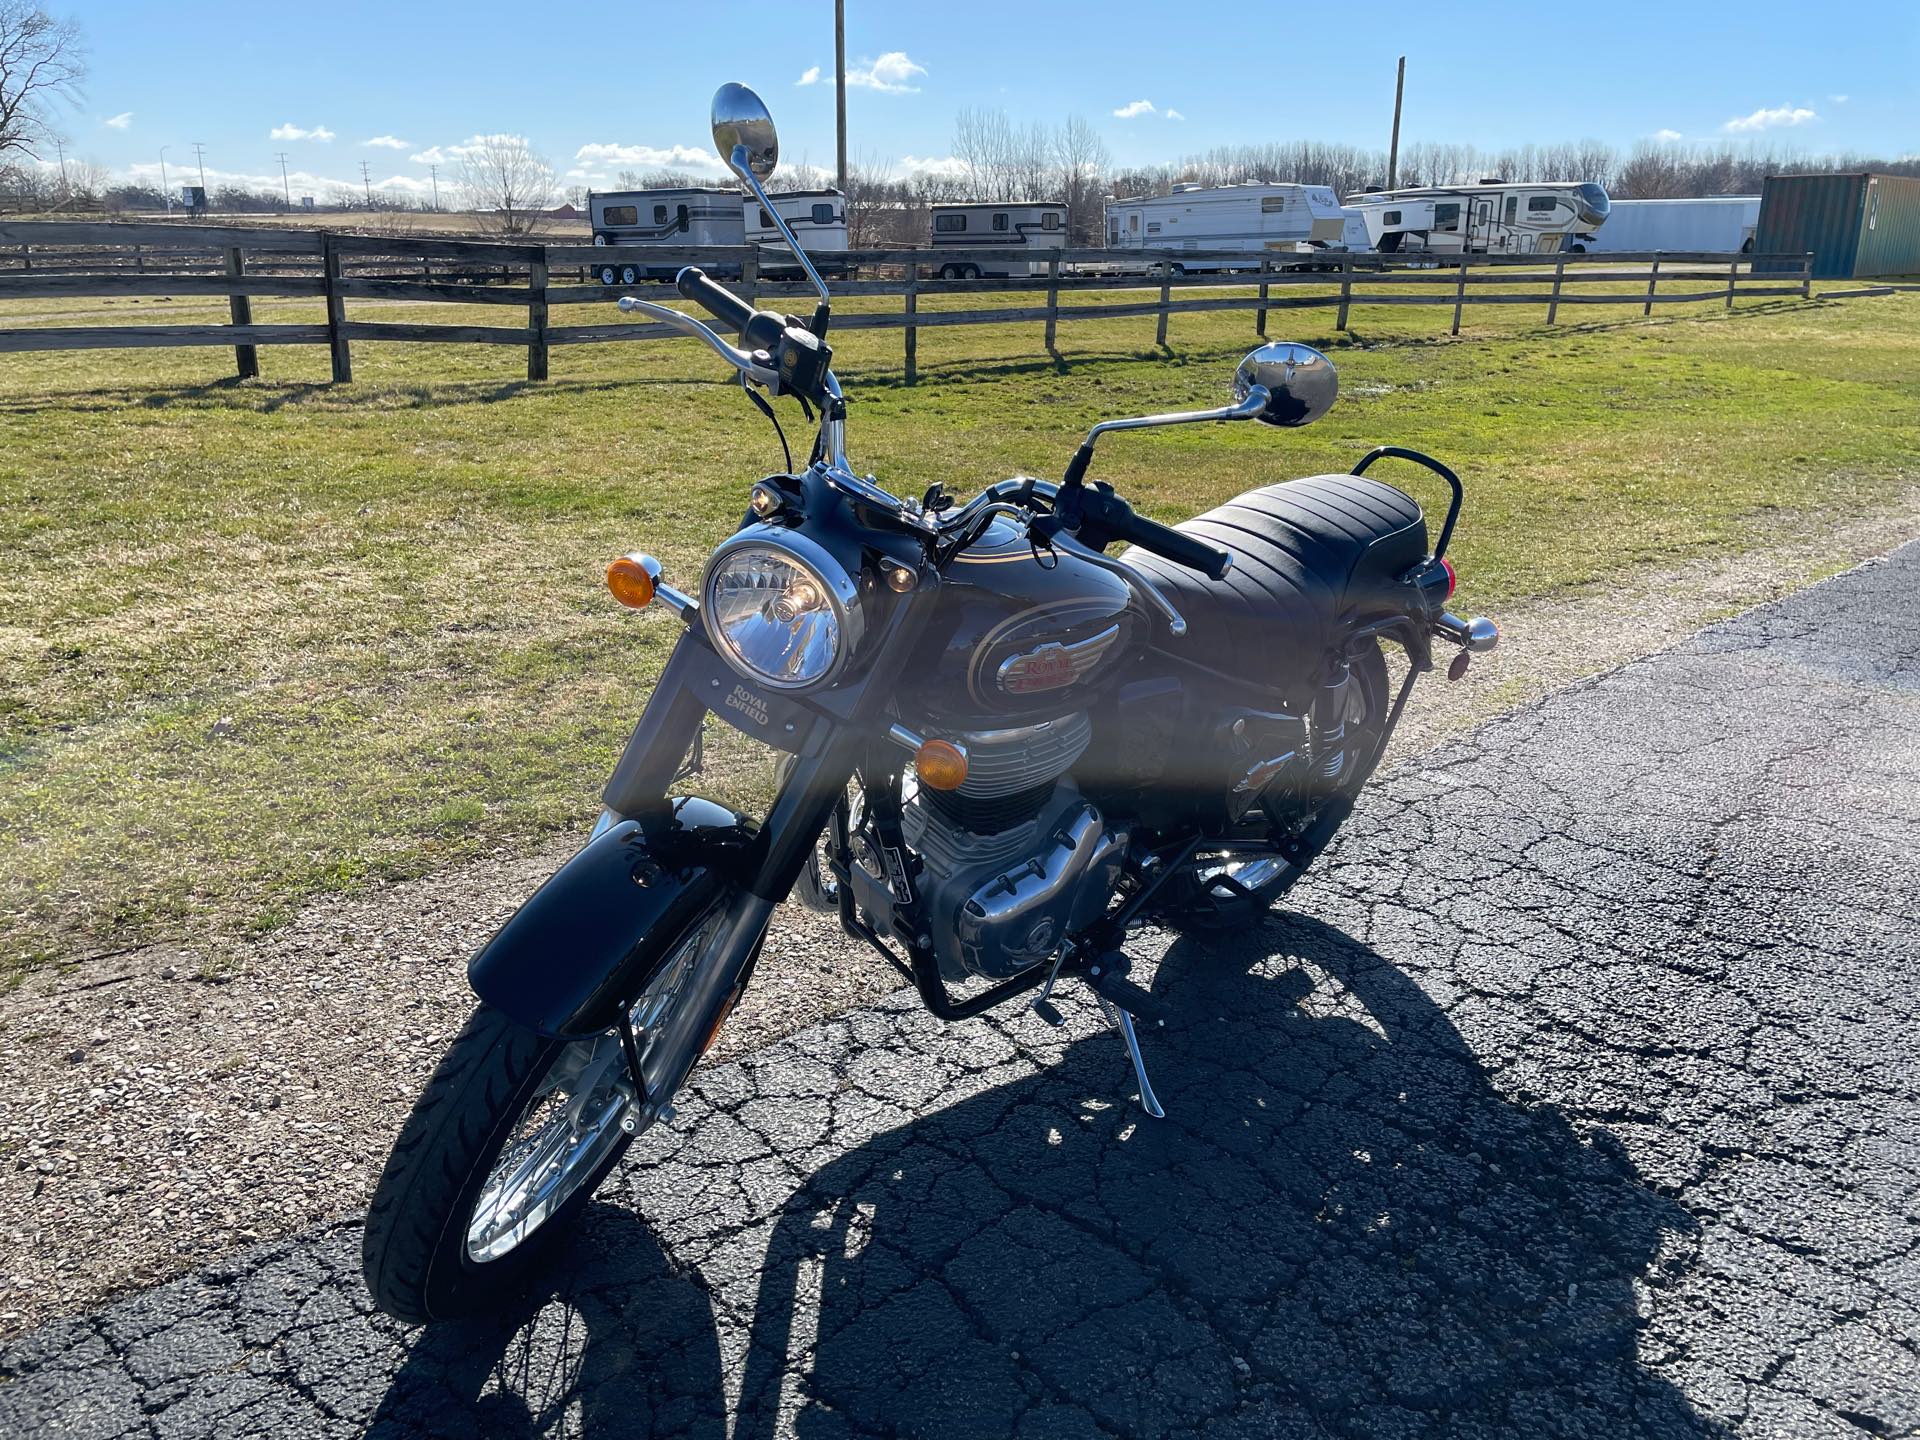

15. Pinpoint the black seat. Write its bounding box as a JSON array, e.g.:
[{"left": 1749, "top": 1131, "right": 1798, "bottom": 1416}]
[{"left": 1121, "top": 474, "right": 1429, "bottom": 699}]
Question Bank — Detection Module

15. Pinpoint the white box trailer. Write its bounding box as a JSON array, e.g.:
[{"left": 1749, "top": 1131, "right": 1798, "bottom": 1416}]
[
  {"left": 1103, "top": 183, "right": 1371, "bottom": 272},
  {"left": 927, "top": 202, "right": 1067, "bottom": 278},
  {"left": 1586, "top": 196, "right": 1761, "bottom": 254},
  {"left": 1345, "top": 181, "right": 1611, "bottom": 255},
  {"left": 587, "top": 187, "right": 745, "bottom": 284},
  {"left": 745, "top": 188, "right": 850, "bottom": 276}
]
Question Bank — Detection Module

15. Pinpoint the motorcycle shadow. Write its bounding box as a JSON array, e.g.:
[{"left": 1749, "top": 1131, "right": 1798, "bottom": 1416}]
[
  {"left": 366, "top": 1206, "right": 727, "bottom": 1440},
  {"left": 732, "top": 913, "right": 1727, "bottom": 1439}
]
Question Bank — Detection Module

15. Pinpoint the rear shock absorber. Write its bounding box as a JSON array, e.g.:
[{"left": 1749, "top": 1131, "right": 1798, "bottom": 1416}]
[{"left": 1310, "top": 660, "right": 1350, "bottom": 786}]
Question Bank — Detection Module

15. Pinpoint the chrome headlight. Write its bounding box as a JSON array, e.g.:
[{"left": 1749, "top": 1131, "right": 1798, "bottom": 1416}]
[{"left": 701, "top": 526, "right": 863, "bottom": 691}]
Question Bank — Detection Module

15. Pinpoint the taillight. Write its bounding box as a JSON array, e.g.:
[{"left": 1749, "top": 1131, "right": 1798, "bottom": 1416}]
[{"left": 1439, "top": 556, "right": 1457, "bottom": 599}]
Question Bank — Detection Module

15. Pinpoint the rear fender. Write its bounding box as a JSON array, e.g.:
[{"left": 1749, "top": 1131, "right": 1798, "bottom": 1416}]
[{"left": 468, "top": 796, "right": 756, "bottom": 1037}]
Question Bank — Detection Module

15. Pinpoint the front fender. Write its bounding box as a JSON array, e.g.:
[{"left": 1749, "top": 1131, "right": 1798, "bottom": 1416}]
[{"left": 468, "top": 796, "right": 757, "bottom": 1037}]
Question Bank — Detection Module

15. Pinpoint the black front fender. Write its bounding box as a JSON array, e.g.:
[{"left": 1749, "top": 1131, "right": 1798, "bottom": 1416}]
[{"left": 468, "top": 796, "right": 757, "bottom": 1037}]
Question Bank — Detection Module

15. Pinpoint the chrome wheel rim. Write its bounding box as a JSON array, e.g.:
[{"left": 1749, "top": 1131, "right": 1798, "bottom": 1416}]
[{"left": 463, "top": 910, "right": 724, "bottom": 1263}]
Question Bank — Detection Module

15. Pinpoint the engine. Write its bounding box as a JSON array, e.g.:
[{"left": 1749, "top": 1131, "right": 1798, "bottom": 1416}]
[{"left": 851, "top": 712, "right": 1127, "bottom": 981}]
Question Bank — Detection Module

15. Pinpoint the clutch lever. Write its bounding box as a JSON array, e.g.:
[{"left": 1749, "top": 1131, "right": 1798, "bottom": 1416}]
[
  {"left": 1053, "top": 533, "right": 1188, "bottom": 638},
  {"left": 617, "top": 296, "right": 779, "bottom": 388}
]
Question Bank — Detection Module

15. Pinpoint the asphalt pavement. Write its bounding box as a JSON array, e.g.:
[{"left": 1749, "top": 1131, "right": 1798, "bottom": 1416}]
[{"left": 4, "top": 544, "right": 1917, "bottom": 1440}]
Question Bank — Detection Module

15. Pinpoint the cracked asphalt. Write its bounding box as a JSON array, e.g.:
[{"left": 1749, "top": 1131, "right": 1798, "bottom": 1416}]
[{"left": 4, "top": 543, "right": 1918, "bottom": 1439}]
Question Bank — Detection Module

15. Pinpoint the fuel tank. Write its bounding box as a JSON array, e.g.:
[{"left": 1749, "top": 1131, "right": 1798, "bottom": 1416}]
[{"left": 900, "top": 517, "right": 1140, "bottom": 723}]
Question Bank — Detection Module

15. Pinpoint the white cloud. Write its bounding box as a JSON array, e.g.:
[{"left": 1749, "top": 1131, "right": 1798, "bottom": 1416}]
[
  {"left": 1829, "top": 93, "right": 1850, "bottom": 104},
  {"left": 270, "top": 123, "right": 336, "bottom": 142},
  {"left": 102, "top": 111, "right": 133, "bottom": 130},
  {"left": 1652, "top": 128, "right": 1684, "bottom": 142},
  {"left": 1722, "top": 104, "right": 1816, "bottom": 134},
  {"left": 796, "top": 65, "right": 822, "bottom": 86},
  {"left": 1113, "top": 99, "right": 1156, "bottom": 119},
  {"left": 1164, "top": 108, "right": 1185, "bottom": 121},
  {"left": 124, "top": 159, "right": 434, "bottom": 199},
  {"left": 409, "top": 145, "right": 447, "bottom": 165},
  {"left": 848, "top": 52, "right": 926, "bottom": 93},
  {"left": 573, "top": 141, "right": 723, "bottom": 170},
  {"left": 901, "top": 154, "right": 968, "bottom": 179},
  {"left": 363, "top": 135, "right": 410, "bottom": 149}
]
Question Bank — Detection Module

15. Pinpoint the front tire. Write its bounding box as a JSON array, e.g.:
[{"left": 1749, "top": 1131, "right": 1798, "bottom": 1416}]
[{"left": 364, "top": 901, "right": 728, "bottom": 1321}]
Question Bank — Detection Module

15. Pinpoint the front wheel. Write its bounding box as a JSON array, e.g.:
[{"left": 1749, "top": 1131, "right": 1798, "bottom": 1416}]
[{"left": 362, "top": 902, "right": 727, "bottom": 1322}]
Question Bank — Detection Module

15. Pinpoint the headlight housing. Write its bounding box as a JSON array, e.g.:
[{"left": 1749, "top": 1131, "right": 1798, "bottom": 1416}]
[{"left": 701, "top": 526, "right": 863, "bottom": 691}]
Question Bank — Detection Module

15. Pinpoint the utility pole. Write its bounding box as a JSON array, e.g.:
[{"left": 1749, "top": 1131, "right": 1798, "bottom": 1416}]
[
  {"left": 53, "top": 136, "right": 68, "bottom": 189},
  {"left": 276, "top": 152, "right": 292, "bottom": 208},
  {"left": 834, "top": 0, "right": 847, "bottom": 194},
  {"left": 428, "top": 163, "right": 440, "bottom": 211},
  {"left": 192, "top": 143, "right": 208, "bottom": 193},
  {"left": 1387, "top": 56, "right": 1406, "bottom": 190},
  {"left": 159, "top": 146, "right": 171, "bottom": 211},
  {"left": 360, "top": 160, "right": 373, "bottom": 208}
]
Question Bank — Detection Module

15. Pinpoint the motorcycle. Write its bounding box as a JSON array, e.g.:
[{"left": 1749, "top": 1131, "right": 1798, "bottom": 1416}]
[{"left": 362, "top": 82, "right": 1499, "bottom": 1323}]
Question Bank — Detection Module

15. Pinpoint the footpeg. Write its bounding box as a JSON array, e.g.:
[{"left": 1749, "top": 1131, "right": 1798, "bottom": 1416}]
[{"left": 1084, "top": 955, "right": 1166, "bottom": 1026}]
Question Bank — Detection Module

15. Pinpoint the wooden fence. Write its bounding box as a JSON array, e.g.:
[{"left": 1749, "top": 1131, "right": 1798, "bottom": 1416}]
[{"left": 0, "top": 220, "right": 1827, "bottom": 386}]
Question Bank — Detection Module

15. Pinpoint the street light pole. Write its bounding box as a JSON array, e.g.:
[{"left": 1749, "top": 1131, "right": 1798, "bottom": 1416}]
[{"left": 834, "top": 0, "right": 847, "bottom": 194}]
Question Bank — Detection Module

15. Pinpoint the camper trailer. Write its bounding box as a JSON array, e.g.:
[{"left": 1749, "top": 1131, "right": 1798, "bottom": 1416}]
[
  {"left": 1345, "top": 181, "right": 1611, "bottom": 255},
  {"left": 745, "top": 188, "right": 849, "bottom": 276},
  {"left": 1586, "top": 196, "right": 1760, "bottom": 254},
  {"left": 588, "top": 187, "right": 745, "bottom": 284},
  {"left": 927, "top": 202, "right": 1067, "bottom": 278},
  {"left": 1103, "top": 183, "right": 1372, "bottom": 272}
]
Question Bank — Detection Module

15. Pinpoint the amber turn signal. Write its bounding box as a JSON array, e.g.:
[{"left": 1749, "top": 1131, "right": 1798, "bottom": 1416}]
[
  {"left": 606, "top": 553, "right": 659, "bottom": 609},
  {"left": 914, "top": 739, "right": 969, "bottom": 792}
]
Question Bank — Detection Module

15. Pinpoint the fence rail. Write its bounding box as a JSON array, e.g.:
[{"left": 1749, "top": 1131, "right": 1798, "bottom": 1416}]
[{"left": 0, "top": 221, "right": 1828, "bottom": 385}]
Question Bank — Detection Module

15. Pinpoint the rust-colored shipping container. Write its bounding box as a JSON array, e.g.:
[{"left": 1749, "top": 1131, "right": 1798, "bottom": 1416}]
[{"left": 1754, "top": 173, "right": 1920, "bottom": 279}]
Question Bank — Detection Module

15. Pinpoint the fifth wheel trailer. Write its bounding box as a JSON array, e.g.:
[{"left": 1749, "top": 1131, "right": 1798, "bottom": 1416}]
[
  {"left": 1345, "top": 181, "right": 1611, "bottom": 254},
  {"left": 1586, "top": 197, "right": 1760, "bottom": 254}
]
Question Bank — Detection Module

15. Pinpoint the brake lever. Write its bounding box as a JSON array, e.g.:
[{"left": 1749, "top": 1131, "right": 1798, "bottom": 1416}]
[{"left": 618, "top": 296, "right": 779, "bottom": 388}]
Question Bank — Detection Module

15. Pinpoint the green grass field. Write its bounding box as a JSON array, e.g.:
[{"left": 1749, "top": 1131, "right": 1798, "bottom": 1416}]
[{"left": 2, "top": 281, "right": 1916, "bottom": 976}]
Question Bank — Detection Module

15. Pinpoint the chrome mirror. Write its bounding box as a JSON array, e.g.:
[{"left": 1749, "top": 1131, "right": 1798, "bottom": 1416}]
[
  {"left": 1232, "top": 343, "right": 1338, "bottom": 427},
  {"left": 711, "top": 83, "right": 779, "bottom": 183}
]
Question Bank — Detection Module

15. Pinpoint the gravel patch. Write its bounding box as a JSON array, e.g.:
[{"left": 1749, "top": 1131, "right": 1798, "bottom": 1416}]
[{"left": 1, "top": 491, "right": 1915, "bottom": 1340}]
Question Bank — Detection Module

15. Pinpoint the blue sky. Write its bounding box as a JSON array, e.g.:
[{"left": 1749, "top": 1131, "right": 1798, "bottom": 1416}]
[{"left": 64, "top": 1, "right": 1917, "bottom": 200}]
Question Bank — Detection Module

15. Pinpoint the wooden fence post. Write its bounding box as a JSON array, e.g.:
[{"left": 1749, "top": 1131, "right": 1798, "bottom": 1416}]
[
  {"left": 322, "top": 234, "right": 352, "bottom": 384},
  {"left": 1643, "top": 254, "right": 1661, "bottom": 317},
  {"left": 1547, "top": 255, "right": 1567, "bottom": 325},
  {"left": 1256, "top": 255, "right": 1270, "bottom": 337},
  {"left": 1450, "top": 258, "right": 1469, "bottom": 336},
  {"left": 903, "top": 260, "right": 918, "bottom": 385},
  {"left": 1043, "top": 252, "right": 1061, "bottom": 355},
  {"left": 527, "top": 255, "right": 549, "bottom": 382},
  {"left": 1802, "top": 254, "right": 1813, "bottom": 300},
  {"left": 1336, "top": 251, "right": 1353, "bottom": 331},
  {"left": 19, "top": 243, "right": 29, "bottom": 272},
  {"left": 1726, "top": 255, "right": 1739, "bottom": 310},
  {"left": 134, "top": 244, "right": 145, "bottom": 274},
  {"left": 742, "top": 247, "right": 759, "bottom": 309},
  {"left": 224, "top": 247, "right": 259, "bottom": 380},
  {"left": 1155, "top": 261, "right": 1171, "bottom": 347}
]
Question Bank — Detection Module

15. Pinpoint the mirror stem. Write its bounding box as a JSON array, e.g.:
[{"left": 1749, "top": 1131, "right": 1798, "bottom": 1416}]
[
  {"left": 1060, "top": 386, "right": 1270, "bottom": 489},
  {"left": 731, "top": 143, "right": 833, "bottom": 334}
]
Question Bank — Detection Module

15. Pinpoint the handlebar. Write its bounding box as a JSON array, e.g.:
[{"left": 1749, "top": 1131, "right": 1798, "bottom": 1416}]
[
  {"left": 1053, "top": 480, "right": 1232, "bottom": 582},
  {"left": 675, "top": 265, "right": 756, "bottom": 336},
  {"left": 1111, "top": 509, "right": 1233, "bottom": 581}
]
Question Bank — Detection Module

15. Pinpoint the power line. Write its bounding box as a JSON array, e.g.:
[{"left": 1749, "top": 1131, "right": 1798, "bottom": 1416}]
[{"left": 276, "top": 152, "right": 291, "bottom": 207}]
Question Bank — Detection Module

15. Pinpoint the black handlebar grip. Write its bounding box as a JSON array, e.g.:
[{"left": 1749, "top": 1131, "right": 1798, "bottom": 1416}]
[
  {"left": 675, "top": 265, "right": 756, "bottom": 335},
  {"left": 1121, "top": 513, "right": 1233, "bottom": 581}
]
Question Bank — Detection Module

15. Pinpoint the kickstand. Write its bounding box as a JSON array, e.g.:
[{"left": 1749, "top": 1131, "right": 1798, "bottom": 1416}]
[{"left": 1096, "top": 994, "right": 1166, "bottom": 1120}]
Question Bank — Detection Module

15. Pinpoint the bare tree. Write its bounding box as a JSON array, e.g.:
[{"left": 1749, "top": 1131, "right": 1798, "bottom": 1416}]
[
  {"left": 1055, "top": 115, "right": 1109, "bottom": 244},
  {"left": 0, "top": 2, "right": 80, "bottom": 161},
  {"left": 457, "top": 134, "right": 556, "bottom": 235}
]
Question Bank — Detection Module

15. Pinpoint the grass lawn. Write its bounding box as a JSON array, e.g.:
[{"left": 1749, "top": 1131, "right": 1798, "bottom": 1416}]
[{"left": 2, "top": 281, "right": 1916, "bottom": 976}]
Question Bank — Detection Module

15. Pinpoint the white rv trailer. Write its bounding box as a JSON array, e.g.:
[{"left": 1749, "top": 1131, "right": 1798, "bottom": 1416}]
[
  {"left": 587, "top": 187, "right": 745, "bottom": 284},
  {"left": 1344, "top": 181, "right": 1611, "bottom": 255},
  {"left": 745, "top": 188, "right": 850, "bottom": 276},
  {"left": 1586, "top": 196, "right": 1761, "bottom": 254},
  {"left": 927, "top": 202, "right": 1067, "bottom": 278},
  {"left": 1103, "top": 183, "right": 1372, "bottom": 272}
]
